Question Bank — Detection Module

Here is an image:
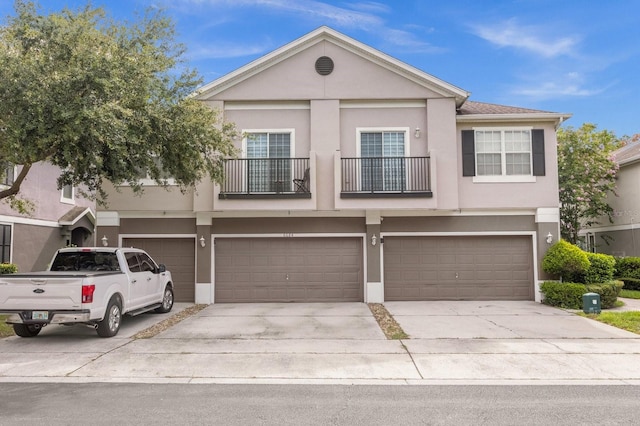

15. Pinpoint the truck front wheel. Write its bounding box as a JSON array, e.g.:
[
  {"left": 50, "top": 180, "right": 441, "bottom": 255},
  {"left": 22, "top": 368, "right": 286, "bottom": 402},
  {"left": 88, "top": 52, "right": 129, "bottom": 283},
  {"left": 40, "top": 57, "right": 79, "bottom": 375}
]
[
  {"left": 96, "top": 296, "right": 122, "bottom": 338},
  {"left": 13, "top": 323, "right": 42, "bottom": 338},
  {"left": 155, "top": 286, "right": 174, "bottom": 313}
]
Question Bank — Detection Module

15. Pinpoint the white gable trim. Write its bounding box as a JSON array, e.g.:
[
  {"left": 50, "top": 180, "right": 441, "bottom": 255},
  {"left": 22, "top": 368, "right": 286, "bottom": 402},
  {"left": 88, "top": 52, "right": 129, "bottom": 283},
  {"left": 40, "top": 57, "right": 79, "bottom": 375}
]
[{"left": 195, "top": 26, "right": 469, "bottom": 105}]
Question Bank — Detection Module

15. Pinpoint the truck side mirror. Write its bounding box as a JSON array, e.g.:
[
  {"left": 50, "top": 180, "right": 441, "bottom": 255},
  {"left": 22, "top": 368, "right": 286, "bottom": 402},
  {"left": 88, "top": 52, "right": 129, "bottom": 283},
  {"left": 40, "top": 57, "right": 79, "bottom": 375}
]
[{"left": 157, "top": 264, "right": 166, "bottom": 273}]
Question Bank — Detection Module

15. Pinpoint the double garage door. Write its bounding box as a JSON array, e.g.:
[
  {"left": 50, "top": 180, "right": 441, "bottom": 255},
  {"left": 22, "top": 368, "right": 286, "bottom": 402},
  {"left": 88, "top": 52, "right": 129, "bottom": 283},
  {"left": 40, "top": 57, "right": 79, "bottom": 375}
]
[
  {"left": 384, "top": 236, "right": 534, "bottom": 301},
  {"left": 122, "top": 238, "right": 196, "bottom": 303},
  {"left": 215, "top": 237, "right": 363, "bottom": 303}
]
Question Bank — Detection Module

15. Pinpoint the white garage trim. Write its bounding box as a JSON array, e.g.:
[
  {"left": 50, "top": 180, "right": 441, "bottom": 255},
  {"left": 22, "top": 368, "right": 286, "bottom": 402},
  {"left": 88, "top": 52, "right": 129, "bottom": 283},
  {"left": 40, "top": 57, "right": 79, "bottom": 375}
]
[
  {"left": 211, "top": 233, "right": 367, "bottom": 304},
  {"left": 380, "top": 231, "right": 540, "bottom": 303}
]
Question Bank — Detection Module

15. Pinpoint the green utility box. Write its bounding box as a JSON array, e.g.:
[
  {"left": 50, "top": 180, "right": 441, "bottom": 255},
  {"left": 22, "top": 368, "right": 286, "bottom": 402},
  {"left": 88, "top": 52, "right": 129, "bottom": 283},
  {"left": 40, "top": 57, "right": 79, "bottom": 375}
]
[{"left": 582, "top": 292, "right": 601, "bottom": 314}]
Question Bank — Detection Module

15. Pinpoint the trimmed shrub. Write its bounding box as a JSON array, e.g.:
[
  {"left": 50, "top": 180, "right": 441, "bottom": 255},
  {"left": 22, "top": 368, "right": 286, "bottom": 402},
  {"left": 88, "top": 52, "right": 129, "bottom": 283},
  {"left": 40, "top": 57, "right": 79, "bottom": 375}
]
[
  {"left": 542, "top": 240, "right": 590, "bottom": 282},
  {"left": 583, "top": 252, "right": 616, "bottom": 284},
  {"left": 619, "top": 277, "right": 640, "bottom": 291},
  {"left": 0, "top": 263, "right": 17, "bottom": 274},
  {"left": 540, "top": 281, "right": 586, "bottom": 309},
  {"left": 615, "top": 257, "right": 640, "bottom": 280},
  {"left": 585, "top": 280, "right": 624, "bottom": 309}
]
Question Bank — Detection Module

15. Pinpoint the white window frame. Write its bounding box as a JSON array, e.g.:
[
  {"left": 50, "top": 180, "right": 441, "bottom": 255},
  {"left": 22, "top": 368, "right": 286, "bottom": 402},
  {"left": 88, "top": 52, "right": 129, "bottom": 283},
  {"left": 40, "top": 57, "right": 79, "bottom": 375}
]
[
  {"left": 355, "top": 127, "right": 410, "bottom": 191},
  {"left": 0, "top": 222, "right": 13, "bottom": 264},
  {"left": 472, "top": 126, "right": 536, "bottom": 183},
  {"left": 242, "top": 129, "right": 296, "bottom": 159},
  {"left": 122, "top": 155, "right": 177, "bottom": 187},
  {"left": 0, "top": 164, "right": 16, "bottom": 188},
  {"left": 60, "top": 184, "right": 75, "bottom": 204}
]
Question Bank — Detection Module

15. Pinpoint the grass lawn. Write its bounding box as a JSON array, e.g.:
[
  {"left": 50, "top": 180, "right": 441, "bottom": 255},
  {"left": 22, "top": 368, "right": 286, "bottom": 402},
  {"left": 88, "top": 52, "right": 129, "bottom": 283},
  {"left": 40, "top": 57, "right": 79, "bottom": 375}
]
[
  {"left": 582, "top": 311, "right": 640, "bottom": 334},
  {"left": 0, "top": 315, "right": 14, "bottom": 338},
  {"left": 578, "top": 290, "right": 640, "bottom": 334},
  {"left": 620, "top": 289, "right": 640, "bottom": 299}
]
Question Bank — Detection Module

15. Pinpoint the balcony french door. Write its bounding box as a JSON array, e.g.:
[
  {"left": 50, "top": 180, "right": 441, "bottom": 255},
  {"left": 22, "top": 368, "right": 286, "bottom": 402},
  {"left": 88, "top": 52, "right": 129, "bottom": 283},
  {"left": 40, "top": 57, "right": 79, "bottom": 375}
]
[
  {"left": 361, "top": 132, "right": 406, "bottom": 191},
  {"left": 247, "top": 133, "right": 291, "bottom": 192}
]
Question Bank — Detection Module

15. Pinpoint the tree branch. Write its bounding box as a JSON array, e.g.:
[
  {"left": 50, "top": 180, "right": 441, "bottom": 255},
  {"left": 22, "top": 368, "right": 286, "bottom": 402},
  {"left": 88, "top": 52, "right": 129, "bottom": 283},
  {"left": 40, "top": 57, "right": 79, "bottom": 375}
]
[{"left": 0, "top": 163, "right": 32, "bottom": 200}]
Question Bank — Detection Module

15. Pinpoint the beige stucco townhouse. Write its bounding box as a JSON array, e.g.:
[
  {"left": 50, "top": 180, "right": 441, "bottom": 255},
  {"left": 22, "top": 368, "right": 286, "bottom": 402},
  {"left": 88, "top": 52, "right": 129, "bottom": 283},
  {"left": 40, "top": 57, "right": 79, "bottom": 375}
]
[
  {"left": 581, "top": 140, "right": 640, "bottom": 256},
  {"left": 0, "top": 162, "right": 96, "bottom": 272},
  {"left": 97, "top": 27, "right": 571, "bottom": 304}
]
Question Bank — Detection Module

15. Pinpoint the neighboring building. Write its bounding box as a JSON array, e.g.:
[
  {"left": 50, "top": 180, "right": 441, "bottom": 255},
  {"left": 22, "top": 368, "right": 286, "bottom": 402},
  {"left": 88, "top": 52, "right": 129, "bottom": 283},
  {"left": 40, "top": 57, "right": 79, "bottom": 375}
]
[
  {"left": 0, "top": 162, "right": 96, "bottom": 271},
  {"left": 581, "top": 140, "right": 640, "bottom": 257},
  {"left": 97, "top": 27, "right": 570, "bottom": 304}
]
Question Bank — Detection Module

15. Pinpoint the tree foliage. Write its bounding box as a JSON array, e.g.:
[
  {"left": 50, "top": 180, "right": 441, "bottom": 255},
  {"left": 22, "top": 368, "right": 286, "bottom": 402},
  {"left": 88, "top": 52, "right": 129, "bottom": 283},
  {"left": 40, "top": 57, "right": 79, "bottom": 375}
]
[
  {"left": 0, "top": 1, "right": 236, "bottom": 207},
  {"left": 557, "top": 123, "right": 620, "bottom": 244}
]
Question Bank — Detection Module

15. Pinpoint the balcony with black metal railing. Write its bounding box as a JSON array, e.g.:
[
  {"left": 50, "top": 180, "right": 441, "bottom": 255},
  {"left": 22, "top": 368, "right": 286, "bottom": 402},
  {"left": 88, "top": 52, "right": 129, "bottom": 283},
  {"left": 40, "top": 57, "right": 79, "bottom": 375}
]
[
  {"left": 218, "top": 158, "right": 311, "bottom": 199},
  {"left": 340, "top": 156, "right": 432, "bottom": 198}
]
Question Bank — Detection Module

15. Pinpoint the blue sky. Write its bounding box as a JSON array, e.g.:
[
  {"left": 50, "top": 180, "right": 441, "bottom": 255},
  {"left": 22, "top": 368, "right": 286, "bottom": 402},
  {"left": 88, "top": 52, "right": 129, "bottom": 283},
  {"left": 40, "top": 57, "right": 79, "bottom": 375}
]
[{"left": 2, "top": 0, "right": 639, "bottom": 137}]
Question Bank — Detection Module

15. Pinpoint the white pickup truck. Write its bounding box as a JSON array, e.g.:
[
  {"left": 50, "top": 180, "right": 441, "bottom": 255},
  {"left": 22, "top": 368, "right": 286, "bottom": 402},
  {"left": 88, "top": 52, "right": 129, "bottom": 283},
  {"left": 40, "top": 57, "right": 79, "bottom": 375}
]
[{"left": 0, "top": 247, "right": 174, "bottom": 338}]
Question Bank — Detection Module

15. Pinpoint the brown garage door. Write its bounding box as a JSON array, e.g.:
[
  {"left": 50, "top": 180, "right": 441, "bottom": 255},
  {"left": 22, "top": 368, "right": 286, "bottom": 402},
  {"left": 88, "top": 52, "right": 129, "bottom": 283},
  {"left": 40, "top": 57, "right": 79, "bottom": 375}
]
[
  {"left": 123, "top": 238, "right": 196, "bottom": 303},
  {"left": 384, "top": 236, "right": 533, "bottom": 301},
  {"left": 215, "top": 237, "right": 363, "bottom": 303}
]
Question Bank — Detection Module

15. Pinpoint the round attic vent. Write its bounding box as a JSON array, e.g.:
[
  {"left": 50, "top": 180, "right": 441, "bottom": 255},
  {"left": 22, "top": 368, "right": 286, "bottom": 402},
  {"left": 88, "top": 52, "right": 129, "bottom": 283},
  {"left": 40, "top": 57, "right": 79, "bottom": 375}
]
[{"left": 315, "top": 56, "right": 334, "bottom": 75}]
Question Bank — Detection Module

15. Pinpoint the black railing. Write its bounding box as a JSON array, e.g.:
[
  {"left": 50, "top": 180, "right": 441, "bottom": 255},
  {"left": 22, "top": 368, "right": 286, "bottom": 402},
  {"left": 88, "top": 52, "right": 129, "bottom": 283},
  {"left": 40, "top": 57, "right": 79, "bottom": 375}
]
[
  {"left": 219, "top": 158, "right": 311, "bottom": 199},
  {"left": 341, "top": 156, "right": 432, "bottom": 198}
]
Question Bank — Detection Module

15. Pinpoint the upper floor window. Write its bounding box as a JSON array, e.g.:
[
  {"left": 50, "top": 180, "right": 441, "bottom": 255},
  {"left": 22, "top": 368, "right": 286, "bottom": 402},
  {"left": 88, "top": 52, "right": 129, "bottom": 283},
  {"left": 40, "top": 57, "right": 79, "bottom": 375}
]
[
  {"left": 61, "top": 184, "right": 74, "bottom": 204},
  {"left": 244, "top": 130, "right": 294, "bottom": 193},
  {"left": 134, "top": 156, "right": 175, "bottom": 186},
  {"left": 462, "top": 128, "right": 545, "bottom": 183},
  {"left": 1, "top": 163, "right": 15, "bottom": 187},
  {"left": 358, "top": 128, "right": 409, "bottom": 192},
  {"left": 476, "top": 129, "right": 531, "bottom": 176},
  {"left": 0, "top": 224, "right": 11, "bottom": 263}
]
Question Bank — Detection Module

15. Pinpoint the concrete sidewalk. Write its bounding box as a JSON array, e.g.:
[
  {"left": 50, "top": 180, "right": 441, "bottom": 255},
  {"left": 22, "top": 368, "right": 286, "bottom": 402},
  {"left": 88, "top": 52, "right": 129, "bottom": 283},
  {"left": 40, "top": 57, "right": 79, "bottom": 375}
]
[{"left": 1, "top": 301, "right": 640, "bottom": 385}]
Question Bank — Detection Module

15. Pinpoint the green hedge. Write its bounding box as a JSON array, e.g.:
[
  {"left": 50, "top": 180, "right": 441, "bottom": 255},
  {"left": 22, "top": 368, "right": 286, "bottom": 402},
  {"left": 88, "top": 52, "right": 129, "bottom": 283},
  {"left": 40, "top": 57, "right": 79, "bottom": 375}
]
[
  {"left": 540, "top": 281, "right": 586, "bottom": 309},
  {"left": 615, "top": 257, "right": 640, "bottom": 280},
  {"left": 542, "top": 240, "right": 590, "bottom": 282},
  {"left": 583, "top": 252, "right": 616, "bottom": 284},
  {"left": 619, "top": 277, "right": 640, "bottom": 291},
  {"left": 0, "top": 263, "right": 17, "bottom": 274},
  {"left": 540, "top": 280, "right": 623, "bottom": 309},
  {"left": 585, "top": 281, "right": 624, "bottom": 308}
]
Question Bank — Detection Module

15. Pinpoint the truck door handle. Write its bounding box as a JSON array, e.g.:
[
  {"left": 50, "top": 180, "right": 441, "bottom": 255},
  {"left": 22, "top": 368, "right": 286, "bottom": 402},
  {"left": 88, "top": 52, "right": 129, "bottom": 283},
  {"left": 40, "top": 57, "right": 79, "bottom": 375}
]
[
  {"left": 146, "top": 277, "right": 151, "bottom": 281},
  {"left": 132, "top": 279, "right": 137, "bottom": 284}
]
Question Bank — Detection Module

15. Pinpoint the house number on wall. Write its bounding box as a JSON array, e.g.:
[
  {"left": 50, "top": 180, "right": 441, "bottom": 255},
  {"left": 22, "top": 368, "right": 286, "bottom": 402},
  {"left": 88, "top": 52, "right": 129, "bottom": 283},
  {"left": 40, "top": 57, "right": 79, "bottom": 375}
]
[{"left": 283, "top": 233, "right": 294, "bottom": 238}]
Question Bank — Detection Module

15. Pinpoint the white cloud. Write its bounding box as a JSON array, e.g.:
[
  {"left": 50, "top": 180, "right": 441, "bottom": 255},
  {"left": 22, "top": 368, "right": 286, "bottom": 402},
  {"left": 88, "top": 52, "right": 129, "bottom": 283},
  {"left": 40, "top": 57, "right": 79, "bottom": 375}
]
[
  {"left": 170, "top": 0, "right": 383, "bottom": 29},
  {"left": 382, "top": 29, "right": 444, "bottom": 53},
  {"left": 168, "top": 0, "right": 443, "bottom": 53},
  {"left": 472, "top": 18, "right": 579, "bottom": 58},
  {"left": 188, "top": 41, "right": 272, "bottom": 59},
  {"left": 511, "top": 72, "right": 615, "bottom": 100}
]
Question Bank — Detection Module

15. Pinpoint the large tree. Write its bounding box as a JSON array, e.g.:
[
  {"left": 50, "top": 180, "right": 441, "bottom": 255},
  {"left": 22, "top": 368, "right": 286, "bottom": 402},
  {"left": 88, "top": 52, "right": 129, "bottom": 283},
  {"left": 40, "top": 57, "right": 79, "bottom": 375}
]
[
  {"left": 0, "top": 1, "right": 236, "bottom": 210},
  {"left": 557, "top": 123, "right": 620, "bottom": 244}
]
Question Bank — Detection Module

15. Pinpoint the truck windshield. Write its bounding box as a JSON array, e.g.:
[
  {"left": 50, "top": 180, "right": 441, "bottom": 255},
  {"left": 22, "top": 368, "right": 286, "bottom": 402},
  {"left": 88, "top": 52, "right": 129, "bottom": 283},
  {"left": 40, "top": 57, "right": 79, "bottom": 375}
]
[{"left": 51, "top": 252, "right": 121, "bottom": 272}]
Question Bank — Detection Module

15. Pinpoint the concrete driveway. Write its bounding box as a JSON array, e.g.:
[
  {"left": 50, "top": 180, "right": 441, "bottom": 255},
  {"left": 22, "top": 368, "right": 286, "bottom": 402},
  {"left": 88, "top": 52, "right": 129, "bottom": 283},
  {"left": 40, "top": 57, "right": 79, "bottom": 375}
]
[
  {"left": 2, "top": 300, "right": 640, "bottom": 384},
  {"left": 384, "top": 300, "right": 637, "bottom": 339}
]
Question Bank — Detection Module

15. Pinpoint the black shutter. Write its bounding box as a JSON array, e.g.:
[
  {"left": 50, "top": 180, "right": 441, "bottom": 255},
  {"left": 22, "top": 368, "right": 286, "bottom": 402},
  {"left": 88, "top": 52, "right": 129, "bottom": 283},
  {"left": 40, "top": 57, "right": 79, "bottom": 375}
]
[
  {"left": 532, "top": 129, "right": 545, "bottom": 176},
  {"left": 461, "top": 130, "right": 475, "bottom": 176}
]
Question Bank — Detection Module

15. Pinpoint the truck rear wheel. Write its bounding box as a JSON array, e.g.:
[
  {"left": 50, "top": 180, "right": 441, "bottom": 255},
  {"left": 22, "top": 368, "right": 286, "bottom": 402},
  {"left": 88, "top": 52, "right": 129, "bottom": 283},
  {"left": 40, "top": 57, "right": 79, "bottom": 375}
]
[
  {"left": 13, "top": 324, "right": 42, "bottom": 338},
  {"left": 96, "top": 296, "right": 122, "bottom": 338}
]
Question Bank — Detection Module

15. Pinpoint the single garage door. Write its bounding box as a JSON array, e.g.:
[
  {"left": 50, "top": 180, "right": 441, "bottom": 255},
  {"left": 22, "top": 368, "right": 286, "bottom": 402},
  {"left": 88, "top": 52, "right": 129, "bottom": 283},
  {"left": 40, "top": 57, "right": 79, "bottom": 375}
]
[
  {"left": 384, "top": 236, "right": 533, "bottom": 301},
  {"left": 215, "top": 237, "right": 363, "bottom": 303},
  {"left": 123, "top": 238, "right": 196, "bottom": 303}
]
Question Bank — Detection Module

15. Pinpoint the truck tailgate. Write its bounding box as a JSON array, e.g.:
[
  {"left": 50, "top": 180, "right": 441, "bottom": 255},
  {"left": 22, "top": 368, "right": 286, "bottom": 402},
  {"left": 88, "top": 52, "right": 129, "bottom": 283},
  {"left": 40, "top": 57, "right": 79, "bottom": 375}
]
[{"left": 0, "top": 275, "right": 86, "bottom": 310}]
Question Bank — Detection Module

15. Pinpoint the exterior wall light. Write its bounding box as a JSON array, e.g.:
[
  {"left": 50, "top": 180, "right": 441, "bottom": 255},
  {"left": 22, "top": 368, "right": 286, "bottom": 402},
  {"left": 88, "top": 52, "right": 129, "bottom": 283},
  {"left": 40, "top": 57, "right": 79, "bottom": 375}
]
[
  {"left": 200, "top": 236, "right": 206, "bottom": 248},
  {"left": 546, "top": 232, "right": 553, "bottom": 244},
  {"left": 371, "top": 234, "right": 377, "bottom": 246},
  {"left": 414, "top": 127, "right": 421, "bottom": 138},
  {"left": 101, "top": 235, "right": 108, "bottom": 247}
]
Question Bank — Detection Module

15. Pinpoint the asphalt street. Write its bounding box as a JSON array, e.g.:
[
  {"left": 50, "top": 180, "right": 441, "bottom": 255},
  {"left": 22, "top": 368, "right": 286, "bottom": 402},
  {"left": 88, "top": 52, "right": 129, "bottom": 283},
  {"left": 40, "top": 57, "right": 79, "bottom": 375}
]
[{"left": 2, "top": 383, "right": 640, "bottom": 425}]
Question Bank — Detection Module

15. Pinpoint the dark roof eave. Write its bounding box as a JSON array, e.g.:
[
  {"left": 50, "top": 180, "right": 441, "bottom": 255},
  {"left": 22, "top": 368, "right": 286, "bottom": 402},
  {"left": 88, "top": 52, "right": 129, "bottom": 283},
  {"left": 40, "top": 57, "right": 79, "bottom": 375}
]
[{"left": 457, "top": 112, "right": 572, "bottom": 128}]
